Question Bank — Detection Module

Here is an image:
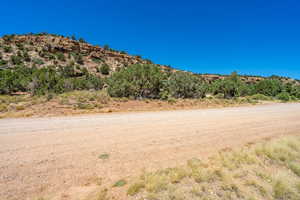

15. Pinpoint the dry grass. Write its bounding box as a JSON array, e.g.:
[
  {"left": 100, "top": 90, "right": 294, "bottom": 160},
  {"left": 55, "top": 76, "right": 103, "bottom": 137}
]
[
  {"left": 127, "top": 182, "right": 145, "bottom": 196},
  {"left": 0, "top": 91, "right": 275, "bottom": 118},
  {"left": 127, "top": 136, "right": 300, "bottom": 200},
  {"left": 95, "top": 189, "right": 109, "bottom": 200}
]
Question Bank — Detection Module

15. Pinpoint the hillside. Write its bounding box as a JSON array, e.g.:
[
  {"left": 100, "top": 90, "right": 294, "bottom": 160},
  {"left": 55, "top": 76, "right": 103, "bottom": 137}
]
[
  {"left": 1, "top": 33, "right": 298, "bottom": 85},
  {"left": 0, "top": 33, "right": 159, "bottom": 76}
]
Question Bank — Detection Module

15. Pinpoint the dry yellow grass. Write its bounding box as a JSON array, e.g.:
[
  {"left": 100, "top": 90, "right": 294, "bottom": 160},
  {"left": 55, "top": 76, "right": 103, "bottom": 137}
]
[
  {"left": 0, "top": 91, "right": 278, "bottom": 118},
  {"left": 127, "top": 136, "right": 300, "bottom": 200}
]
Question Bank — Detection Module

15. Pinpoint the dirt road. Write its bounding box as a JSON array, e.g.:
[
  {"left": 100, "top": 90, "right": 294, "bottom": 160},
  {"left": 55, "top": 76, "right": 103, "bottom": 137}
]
[{"left": 1, "top": 103, "right": 300, "bottom": 200}]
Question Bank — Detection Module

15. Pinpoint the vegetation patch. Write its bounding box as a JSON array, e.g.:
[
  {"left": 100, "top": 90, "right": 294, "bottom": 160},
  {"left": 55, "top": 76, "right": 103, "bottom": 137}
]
[
  {"left": 250, "top": 93, "right": 272, "bottom": 101},
  {"left": 127, "top": 136, "right": 300, "bottom": 200},
  {"left": 113, "top": 179, "right": 127, "bottom": 187},
  {"left": 98, "top": 153, "right": 109, "bottom": 160}
]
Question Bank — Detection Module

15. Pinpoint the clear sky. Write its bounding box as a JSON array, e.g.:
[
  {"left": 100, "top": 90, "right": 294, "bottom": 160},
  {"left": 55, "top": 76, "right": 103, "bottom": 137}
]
[{"left": 1, "top": 0, "right": 300, "bottom": 79}]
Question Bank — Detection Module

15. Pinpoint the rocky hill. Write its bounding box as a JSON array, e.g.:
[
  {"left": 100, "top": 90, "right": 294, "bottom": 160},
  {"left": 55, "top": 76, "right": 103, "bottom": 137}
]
[
  {"left": 0, "top": 33, "right": 299, "bottom": 85},
  {"left": 0, "top": 33, "right": 167, "bottom": 76}
]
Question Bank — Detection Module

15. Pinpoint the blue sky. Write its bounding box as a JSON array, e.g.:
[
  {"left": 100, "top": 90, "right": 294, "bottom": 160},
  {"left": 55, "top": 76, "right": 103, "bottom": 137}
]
[{"left": 1, "top": 0, "right": 300, "bottom": 79}]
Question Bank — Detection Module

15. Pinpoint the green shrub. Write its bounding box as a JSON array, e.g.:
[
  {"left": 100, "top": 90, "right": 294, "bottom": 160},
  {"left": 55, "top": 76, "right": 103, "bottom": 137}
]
[
  {"left": 23, "top": 51, "right": 31, "bottom": 62},
  {"left": 290, "top": 96, "right": 298, "bottom": 101},
  {"left": 107, "top": 64, "right": 165, "bottom": 99},
  {"left": 276, "top": 92, "right": 291, "bottom": 102},
  {"left": 291, "top": 85, "right": 300, "bottom": 99},
  {"left": 215, "top": 93, "right": 224, "bottom": 99},
  {"left": 0, "top": 66, "right": 32, "bottom": 94},
  {"left": 162, "top": 71, "right": 207, "bottom": 99},
  {"left": 2, "top": 34, "right": 15, "bottom": 42},
  {"left": 108, "top": 65, "right": 207, "bottom": 99},
  {"left": 254, "top": 79, "right": 284, "bottom": 96},
  {"left": 0, "top": 65, "right": 103, "bottom": 95},
  {"left": 211, "top": 72, "right": 250, "bottom": 98},
  {"left": 78, "top": 38, "right": 86, "bottom": 43},
  {"left": 92, "top": 57, "right": 102, "bottom": 63},
  {"left": 98, "top": 153, "right": 109, "bottom": 159},
  {"left": 0, "top": 59, "right": 7, "bottom": 65},
  {"left": 56, "top": 52, "right": 66, "bottom": 61},
  {"left": 100, "top": 64, "right": 110, "bottom": 75},
  {"left": 33, "top": 58, "right": 44, "bottom": 65},
  {"left": 16, "top": 43, "right": 24, "bottom": 50},
  {"left": 250, "top": 94, "right": 272, "bottom": 101},
  {"left": 10, "top": 55, "right": 23, "bottom": 65},
  {"left": 3, "top": 45, "right": 12, "bottom": 53},
  {"left": 113, "top": 179, "right": 127, "bottom": 187},
  {"left": 73, "top": 53, "right": 84, "bottom": 65},
  {"left": 46, "top": 93, "right": 54, "bottom": 101}
]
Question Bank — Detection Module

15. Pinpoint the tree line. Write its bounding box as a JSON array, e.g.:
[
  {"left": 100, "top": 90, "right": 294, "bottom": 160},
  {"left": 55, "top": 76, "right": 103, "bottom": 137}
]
[{"left": 1, "top": 64, "right": 300, "bottom": 101}]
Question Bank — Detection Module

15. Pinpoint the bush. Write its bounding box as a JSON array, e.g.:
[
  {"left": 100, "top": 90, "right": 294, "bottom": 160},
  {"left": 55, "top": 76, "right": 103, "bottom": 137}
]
[
  {"left": 107, "top": 64, "right": 208, "bottom": 99},
  {"left": 290, "top": 96, "right": 298, "bottom": 101},
  {"left": 254, "top": 79, "right": 283, "bottom": 96},
  {"left": 3, "top": 45, "right": 12, "bottom": 53},
  {"left": 250, "top": 94, "right": 272, "bottom": 101},
  {"left": 78, "top": 38, "right": 86, "bottom": 43},
  {"left": 73, "top": 53, "right": 84, "bottom": 65},
  {"left": 56, "top": 52, "right": 66, "bottom": 61},
  {"left": 107, "top": 64, "right": 165, "bottom": 99},
  {"left": 211, "top": 72, "right": 250, "bottom": 98},
  {"left": 100, "top": 64, "right": 110, "bottom": 75},
  {"left": 0, "top": 65, "right": 104, "bottom": 95},
  {"left": 0, "top": 59, "right": 7, "bottom": 65},
  {"left": 2, "top": 34, "right": 15, "bottom": 42},
  {"left": 92, "top": 57, "right": 102, "bottom": 63},
  {"left": 215, "top": 93, "right": 224, "bottom": 99},
  {"left": 162, "top": 71, "right": 207, "bottom": 99},
  {"left": 0, "top": 66, "right": 34, "bottom": 94},
  {"left": 33, "top": 58, "right": 44, "bottom": 65},
  {"left": 23, "top": 51, "right": 31, "bottom": 62},
  {"left": 276, "top": 92, "right": 291, "bottom": 102},
  {"left": 10, "top": 55, "right": 23, "bottom": 65},
  {"left": 291, "top": 85, "right": 300, "bottom": 99}
]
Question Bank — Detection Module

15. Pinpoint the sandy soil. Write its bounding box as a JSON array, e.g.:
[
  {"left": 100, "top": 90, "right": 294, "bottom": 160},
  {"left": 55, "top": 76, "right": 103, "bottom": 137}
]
[
  {"left": 1, "top": 103, "right": 300, "bottom": 200},
  {"left": 0, "top": 96, "right": 266, "bottom": 119}
]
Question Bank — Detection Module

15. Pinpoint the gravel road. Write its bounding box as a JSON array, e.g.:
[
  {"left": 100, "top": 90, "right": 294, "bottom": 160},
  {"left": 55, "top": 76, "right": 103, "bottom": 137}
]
[{"left": 1, "top": 103, "right": 300, "bottom": 200}]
